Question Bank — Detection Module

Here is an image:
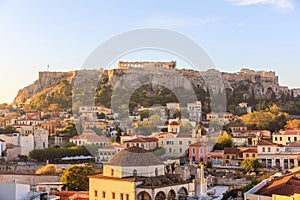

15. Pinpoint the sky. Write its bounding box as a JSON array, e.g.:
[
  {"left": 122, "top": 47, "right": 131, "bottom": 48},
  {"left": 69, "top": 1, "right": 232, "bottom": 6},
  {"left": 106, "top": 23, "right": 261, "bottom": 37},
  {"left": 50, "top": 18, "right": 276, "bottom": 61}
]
[{"left": 0, "top": 0, "right": 300, "bottom": 103}]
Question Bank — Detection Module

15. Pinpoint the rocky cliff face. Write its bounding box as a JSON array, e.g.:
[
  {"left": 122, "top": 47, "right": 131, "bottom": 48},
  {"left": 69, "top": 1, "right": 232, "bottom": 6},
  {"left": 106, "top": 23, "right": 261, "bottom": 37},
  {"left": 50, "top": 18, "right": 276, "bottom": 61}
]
[{"left": 13, "top": 67, "right": 290, "bottom": 106}]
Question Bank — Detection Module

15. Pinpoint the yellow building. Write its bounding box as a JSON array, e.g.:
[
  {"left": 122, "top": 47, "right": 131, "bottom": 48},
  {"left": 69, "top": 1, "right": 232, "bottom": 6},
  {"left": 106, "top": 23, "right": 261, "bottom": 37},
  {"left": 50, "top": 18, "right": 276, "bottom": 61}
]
[
  {"left": 273, "top": 129, "right": 300, "bottom": 146},
  {"left": 89, "top": 146, "right": 189, "bottom": 200},
  {"left": 206, "top": 112, "right": 233, "bottom": 124}
]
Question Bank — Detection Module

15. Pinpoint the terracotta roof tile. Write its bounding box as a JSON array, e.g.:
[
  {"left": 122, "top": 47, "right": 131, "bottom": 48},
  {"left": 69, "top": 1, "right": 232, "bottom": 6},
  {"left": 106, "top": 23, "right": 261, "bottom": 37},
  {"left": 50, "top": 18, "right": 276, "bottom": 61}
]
[{"left": 255, "top": 175, "right": 300, "bottom": 197}]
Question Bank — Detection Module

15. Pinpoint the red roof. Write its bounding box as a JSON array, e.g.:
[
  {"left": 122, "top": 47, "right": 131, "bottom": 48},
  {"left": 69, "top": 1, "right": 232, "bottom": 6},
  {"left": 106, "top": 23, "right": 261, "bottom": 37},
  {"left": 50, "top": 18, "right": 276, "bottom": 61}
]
[
  {"left": 255, "top": 175, "right": 300, "bottom": 197},
  {"left": 169, "top": 121, "right": 179, "bottom": 125},
  {"left": 242, "top": 148, "right": 258, "bottom": 153},
  {"left": 224, "top": 147, "right": 241, "bottom": 155},
  {"left": 124, "top": 137, "right": 158, "bottom": 143},
  {"left": 258, "top": 140, "right": 277, "bottom": 146}
]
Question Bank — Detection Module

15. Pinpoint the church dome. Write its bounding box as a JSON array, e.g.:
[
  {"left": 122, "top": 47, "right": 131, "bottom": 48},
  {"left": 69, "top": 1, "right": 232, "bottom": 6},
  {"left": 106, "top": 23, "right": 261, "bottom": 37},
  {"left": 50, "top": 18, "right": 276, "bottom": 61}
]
[{"left": 107, "top": 146, "right": 162, "bottom": 166}]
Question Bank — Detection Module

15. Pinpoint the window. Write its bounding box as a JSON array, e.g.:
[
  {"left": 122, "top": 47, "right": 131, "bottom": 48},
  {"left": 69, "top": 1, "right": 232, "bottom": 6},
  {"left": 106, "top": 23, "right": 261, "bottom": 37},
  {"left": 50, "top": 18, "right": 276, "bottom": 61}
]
[
  {"left": 288, "top": 137, "right": 291, "bottom": 141},
  {"left": 102, "top": 191, "right": 106, "bottom": 198},
  {"left": 252, "top": 154, "right": 255, "bottom": 157},
  {"left": 155, "top": 168, "right": 158, "bottom": 176},
  {"left": 268, "top": 147, "right": 271, "bottom": 152},
  {"left": 179, "top": 141, "right": 182, "bottom": 145},
  {"left": 133, "top": 169, "right": 137, "bottom": 177},
  {"left": 227, "top": 155, "right": 230, "bottom": 159},
  {"left": 112, "top": 192, "right": 116, "bottom": 199},
  {"left": 188, "top": 141, "right": 192, "bottom": 145},
  {"left": 295, "top": 137, "right": 297, "bottom": 141},
  {"left": 262, "top": 147, "right": 265, "bottom": 152},
  {"left": 275, "top": 137, "right": 277, "bottom": 141},
  {"left": 120, "top": 193, "right": 124, "bottom": 200},
  {"left": 280, "top": 137, "right": 282, "bottom": 141},
  {"left": 94, "top": 190, "right": 98, "bottom": 197},
  {"left": 200, "top": 149, "right": 203, "bottom": 154},
  {"left": 111, "top": 169, "right": 114, "bottom": 176},
  {"left": 179, "top": 148, "right": 182, "bottom": 153},
  {"left": 192, "top": 148, "right": 196, "bottom": 154},
  {"left": 169, "top": 148, "right": 172, "bottom": 153},
  {"left": 246, "top": 153, "right": 249, "bottom": 158},
  {"left": 126, "top": 194, "right": 129, "bottom": 200}
]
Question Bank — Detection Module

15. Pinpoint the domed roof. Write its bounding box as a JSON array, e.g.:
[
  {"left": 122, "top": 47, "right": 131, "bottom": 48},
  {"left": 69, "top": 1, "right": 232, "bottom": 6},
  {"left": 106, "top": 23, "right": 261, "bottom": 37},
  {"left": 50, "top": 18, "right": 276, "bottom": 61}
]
[
  {"left": 169, "top": 121, "right": 179, "bottom": 125},
  {"left": 107, "top": 146, "right": 162, "bottom": 166}
]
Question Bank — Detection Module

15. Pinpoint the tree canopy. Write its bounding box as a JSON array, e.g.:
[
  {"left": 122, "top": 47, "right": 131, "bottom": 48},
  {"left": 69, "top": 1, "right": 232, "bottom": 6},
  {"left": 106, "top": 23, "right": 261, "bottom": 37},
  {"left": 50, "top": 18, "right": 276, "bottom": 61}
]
[
  {"left": 242, "top": 159, "right": 261, "bottom": 173},
  {"left": 60, "top": 165, "right": 96, "bottom": 191},
  {"left": 241, "top": 105, "right": 289, "bottom": 133},
  {"left": 36, "top": 164, "right": 62, "bottom": 175},
  {"left": 285, "top": 119, "right": 300, "bottom": 129},
  {"left": 214, "top": 132, "right": 233, "bottom": 150}
]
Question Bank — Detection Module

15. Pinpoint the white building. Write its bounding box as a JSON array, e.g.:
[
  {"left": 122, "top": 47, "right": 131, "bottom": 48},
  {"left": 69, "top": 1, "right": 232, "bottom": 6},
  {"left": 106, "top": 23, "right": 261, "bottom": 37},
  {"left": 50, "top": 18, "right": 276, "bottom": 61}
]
[
  {"left": 0, "top": 182, "right": 44, "bottom": 200},
  {"left": 187, "top": 101, "right": 202, "bottom": 122}
]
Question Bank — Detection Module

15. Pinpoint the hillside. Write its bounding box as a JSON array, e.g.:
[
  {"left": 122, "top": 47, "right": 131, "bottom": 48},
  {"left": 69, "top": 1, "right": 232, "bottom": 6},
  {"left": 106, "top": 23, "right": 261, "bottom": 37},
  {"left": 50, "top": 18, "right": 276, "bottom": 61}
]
[{"left": 13, "top": 65, "right": 300, "bottom": 114}]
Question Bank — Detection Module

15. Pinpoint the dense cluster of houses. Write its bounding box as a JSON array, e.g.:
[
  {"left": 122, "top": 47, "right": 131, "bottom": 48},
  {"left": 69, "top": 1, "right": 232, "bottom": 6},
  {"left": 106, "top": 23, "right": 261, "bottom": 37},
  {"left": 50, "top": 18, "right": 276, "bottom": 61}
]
[{"left": 1, "top": 101, "right": 300, "bottom": 173}]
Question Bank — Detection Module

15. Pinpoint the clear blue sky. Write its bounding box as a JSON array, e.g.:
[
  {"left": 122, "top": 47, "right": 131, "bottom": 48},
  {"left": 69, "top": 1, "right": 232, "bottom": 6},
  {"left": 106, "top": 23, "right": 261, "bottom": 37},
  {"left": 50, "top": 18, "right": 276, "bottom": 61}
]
[{"left": 0, "top": 0, "right": 300, "bottom": 103}]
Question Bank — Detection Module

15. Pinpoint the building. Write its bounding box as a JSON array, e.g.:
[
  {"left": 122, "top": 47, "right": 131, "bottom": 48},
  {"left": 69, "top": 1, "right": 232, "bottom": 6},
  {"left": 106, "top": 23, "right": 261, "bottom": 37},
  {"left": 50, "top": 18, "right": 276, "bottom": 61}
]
[
  {"left": 167, "top": 121, "right": 180, "bottom": 133},
  {"left": 39, "top": 119, "right": 63, "bottom": 136},
  {"left": 245, "top": 175, "right": 300, "bottom": 200},
  {"left": 70, "top": 129, "right": 110, "bottom": 147},
  {"left": 158, "top": 131, "right": 201, "bottom": 158},
  {"left": 223, "top": 147, "right": 243, "bottom": 166},
  {"left": 206, "top": 112, "right": 233, "bottom": 124},
  {"left": 123, "top": 137, "right": 158, "bottom": 150},
  {"left": 241, "top": 148, "right": 258, "bottom": 160},
  {"left": 36, "top": 182, "right": 64, "bottom": 192},
  {"left": 98, "top": 143, "right": 124, "bottom": 163},
  {"left": 0, "top": 182, "right": 46, "bottom": 200},
  {"left": 257, "top": 140, "right": 300, "bottom": 169},
  {"left": 206, "top": 150, "right": 223, "bottom": 166},
  {"left": 118, "top": 61, "right": 176, "bottom": 70},
  {"left": 187, "top": 101, "right": 202, "bottom": 123},
  {"left": 273, "top": 129, "right": 300, "bottom": 146},
  {"left": 231, "top": 130, "right": 270, "bottom": 147},
  {"left": 188, "top": 141, "right": 214, "bottom": 164},
  {"left": 79, "top": 106, "right": 112, "bottom": 121},
  {"left": 89, "top": 146, "right": 189, "bottom": 200}
]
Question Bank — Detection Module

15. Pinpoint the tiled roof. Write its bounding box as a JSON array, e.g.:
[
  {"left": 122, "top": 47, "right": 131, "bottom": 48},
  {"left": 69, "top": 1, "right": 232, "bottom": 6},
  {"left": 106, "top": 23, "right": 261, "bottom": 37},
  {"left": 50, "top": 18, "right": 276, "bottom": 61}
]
[
  {"left": 286, "top": 140, "right": 300, "bottom": 148},
  {"left": 70, "top": 129, "right": 110, "bottom": 143},
  {"left": 124, "top": 137, "right": 158, "bottom": 143},
  {"left": 242, "top": 148, "right": 258, "bottom": 153},
  {"left": 255, "top": 175, "right": 300, "bottom": 197},
  {"left": 176, "top": 132, "right": 193, "bottom": 138},
  {"left": 276, "top": 129, "right": 300, "bottom": 135},
  {"left": 224, "top": 147, "right": 241, "bottom": 155},
  {"left": 169, "top": 121, "right": 179, "bottom": 125},
  {"left": 258, "top": 140, "right": 277, "bottom": 146}
]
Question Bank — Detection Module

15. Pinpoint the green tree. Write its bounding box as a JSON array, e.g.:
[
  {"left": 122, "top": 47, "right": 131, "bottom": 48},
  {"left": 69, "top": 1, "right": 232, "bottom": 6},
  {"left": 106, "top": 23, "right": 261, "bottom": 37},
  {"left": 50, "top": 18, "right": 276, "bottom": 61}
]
[
  {"left": 18, "top": 155, "right": 28, "bottom": 162},
  {"left": 242, "top": 159, "right": 261, "bottom": 173},
  {"left": 60, "top": 165, "right": 96, "bottom": 191},
  {"left": 214, "top": 132, "right": 233, "bottom": 150}
]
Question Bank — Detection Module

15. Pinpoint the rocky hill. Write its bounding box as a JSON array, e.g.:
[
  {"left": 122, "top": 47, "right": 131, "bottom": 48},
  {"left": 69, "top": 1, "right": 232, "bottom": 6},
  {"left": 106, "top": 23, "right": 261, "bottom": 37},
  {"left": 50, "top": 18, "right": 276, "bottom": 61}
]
[{"left": 13, "top": 63, "right": 294, "bottom": 113}]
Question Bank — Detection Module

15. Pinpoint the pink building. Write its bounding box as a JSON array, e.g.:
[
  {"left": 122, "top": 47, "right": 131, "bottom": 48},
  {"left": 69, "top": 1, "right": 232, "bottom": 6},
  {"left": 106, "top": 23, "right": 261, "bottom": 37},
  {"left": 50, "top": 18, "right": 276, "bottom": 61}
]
[{"left": 189, "top": 141, "right": 214, "bottom": 164}]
